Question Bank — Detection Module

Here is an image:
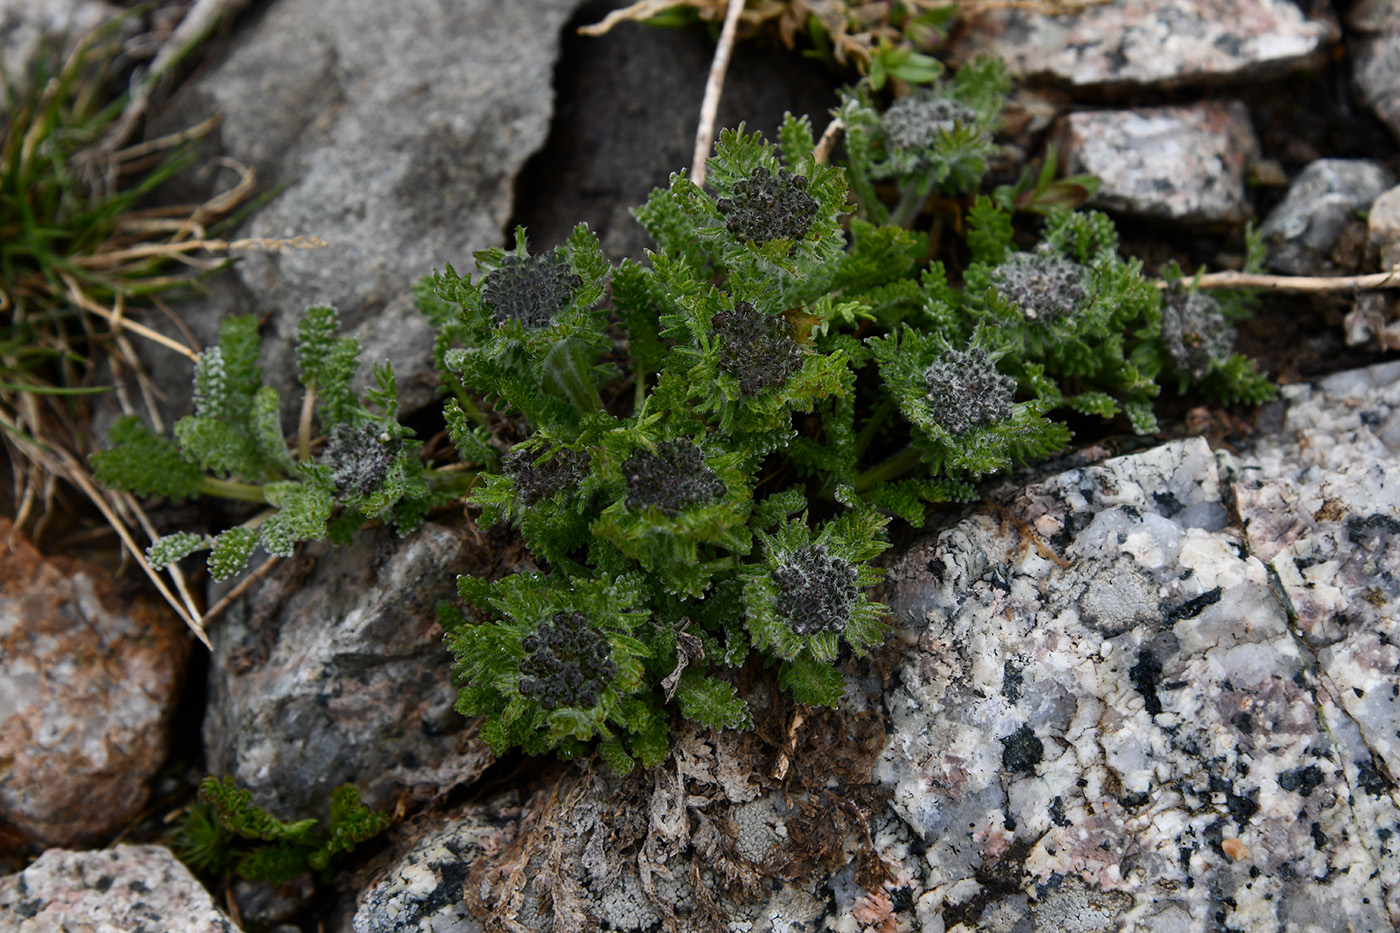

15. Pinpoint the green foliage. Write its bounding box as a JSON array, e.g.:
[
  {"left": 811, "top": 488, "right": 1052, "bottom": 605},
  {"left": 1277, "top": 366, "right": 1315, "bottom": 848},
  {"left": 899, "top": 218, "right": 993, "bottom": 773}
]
[
  {"left": 94, "top": 307, "right": 458, "bottom": 580},
  {"left": 181, "top": 776, "right": 391, "bottom": 884}
]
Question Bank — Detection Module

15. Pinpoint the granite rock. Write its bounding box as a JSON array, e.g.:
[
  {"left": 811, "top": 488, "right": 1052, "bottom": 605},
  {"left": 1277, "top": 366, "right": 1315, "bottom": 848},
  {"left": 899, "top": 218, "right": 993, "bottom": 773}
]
[
  {"left": 151, "top": 0, "right": 584, "bottom": 413},
  {"left": 0, "top": 845, "right": 236, "bottom": 932},
  {"left": 1257, "top": 159, "right": 1396, "bottom": 274},
  {"left": 1354, "top": 29, "right": 1400, "bottom": 145},
  {"left": 203, "top": 522, "right": 492, "bottom": 819},
  {"left": 1370, "top": 184, "right": 1400, "bottom": 271},
  {"left": 1057, "top": 103, "right": 1259, "bottom": 225},
  {"left": 948, "top": 0, "right": 1334, "bottom": 90},
  {"left": 0, "top": 520, "right": 189, "bottom": 848}
]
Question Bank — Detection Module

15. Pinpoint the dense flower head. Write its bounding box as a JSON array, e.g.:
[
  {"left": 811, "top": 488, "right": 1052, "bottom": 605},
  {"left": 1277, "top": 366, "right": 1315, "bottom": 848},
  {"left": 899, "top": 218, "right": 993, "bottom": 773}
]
[
  {"left": 773, "top": 544, "right": 859, "bottom": 636},
  {"left": 991, "top": 249, "right": 1090, "bottom": 321},
  {"left": 481, "top": 248, "right": 583, "bottom": 329},
  {"left": 517, "top": 610, "right": 616, "bottom": 710},
  {"left": 321, "top": 424, "right": 398, "bottom": 495},
  {"left": 623, "top": 439, "right": 725, "bottom": 515},
  {"left": 882, "top": 93, "right": 980, "bottom": 161},
  {"left": 711, "top": 300, "right": 803, "bottom": 396},
  {"left": 923, "top": 347, "right": 1016, "bottom": 436},
  {"left": 502, "top": 446, "right": 591, "bottom": 507},
  {"left": 716, "top": 165, "right": 819, "bottom": 245},
  {"left": 1160, "top": 290, "right": 1236, "bottom": 379}
]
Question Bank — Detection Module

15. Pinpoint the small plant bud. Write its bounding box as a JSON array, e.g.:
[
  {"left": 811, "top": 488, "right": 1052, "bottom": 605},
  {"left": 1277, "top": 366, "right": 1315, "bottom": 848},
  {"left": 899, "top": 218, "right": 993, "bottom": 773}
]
[
  {"left": 773, "top": 544, "right": 859, "bottom": 636},
  {"left": 623, "top": 440, "right": 725, "bottom": 515},
  {"left": 516, "top": 610, "right": 616, "bottom": 710},
  {"left": 481, "top": 248, "right": 583, "bottom": 329},
  {"left": 1160, "top": 290, "right": 1236, "bottom": 379},
  {"left": 502, "top": 446, "right": 590, "bottom": 507},
  {"left": 923, "top": 347, "right": 1017, "bottom": 436},
  {"left": 716, "top": 165, "right": 819, "bottom": 244},
  {"left": 991, "top": 250, "right": 1090, "bottom": 321},
  {"left": 711, "top": 300, "right": 802, "bottom": 396},
  {"left": 321, "top": 424, "right": 398, "bottom": 495},
  {"left": 882, "top": 93, "right": 980, "bottom": 163}
]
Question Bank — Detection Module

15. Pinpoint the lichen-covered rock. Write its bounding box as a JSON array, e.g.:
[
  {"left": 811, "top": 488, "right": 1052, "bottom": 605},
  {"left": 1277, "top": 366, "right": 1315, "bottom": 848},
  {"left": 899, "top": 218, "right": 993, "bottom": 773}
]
[
  {"left": 203, "top": 522, "right": 493, "bottom": 819},
  {"left": 0, "top": 845, "right": 235, "bottom": 932},
  {"left": 877, "top": 431, "right": 1397, "bottom": 931},
  {"left": 1369, "top": 184, "right": 1400, "bottom": 272},
  {"left": 1258, "top": 159, "right": 1396, "bottom": 274},
  {"left": 0, "top": 520, "right": 189, "bottom": 848},
  {"left": 1057, "top": 103, "right": 1258, "bottom": 225},
  {"left": 948, "top": 0, "right": 1335, "bottom": 90}
]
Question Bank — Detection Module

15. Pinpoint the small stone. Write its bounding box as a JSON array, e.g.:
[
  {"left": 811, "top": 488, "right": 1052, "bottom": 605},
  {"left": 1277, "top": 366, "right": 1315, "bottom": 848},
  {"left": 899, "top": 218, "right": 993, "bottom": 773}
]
[
  {"left": 0, "top": 846, "right": 233, "bottom": 931},
  {"left": 1057, "top": 103, "right": 1258, "bottom": 225},
  {"left": 0, "top": 521, "right": 189, "bottom": 848},
  {"left": 1258, "top": 160, "right": 1396, "bottom": 274},
  {"left": 1369, "top": 184, "right": 1400, "bottom": 271},
  {"left": 948, "top": 0, "right": 1335, "bottom": 90},
  {"left": 1222, "top": 837, "right": 1251, "bottom": 860},
  {"left": 1354, "top": 30, "right": 1400, "bottom": 144}
]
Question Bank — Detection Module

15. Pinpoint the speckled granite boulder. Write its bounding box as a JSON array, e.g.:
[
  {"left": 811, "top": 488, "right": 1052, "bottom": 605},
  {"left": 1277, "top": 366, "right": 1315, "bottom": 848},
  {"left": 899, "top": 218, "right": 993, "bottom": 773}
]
[
  {"left": 204, "top": 522, "right": 493, "bottom": 819},
  {"left": 149, "top": 0, "right": 584, "bottom": 413},
  {"left": 1258, "top": 159, "right": 1396, "bottom": 274},
  {"left": 948, "top": 0, "right": 1334, "bottom": 90},
  {"left": 0, "top": 520, "right": 189, "bottom": 849},
  {"left": 0, "top": 845, "right": 235, "bottom": 932},
  {"left": 1057, "top": 103, "right": 1258, "bottom": 225}
]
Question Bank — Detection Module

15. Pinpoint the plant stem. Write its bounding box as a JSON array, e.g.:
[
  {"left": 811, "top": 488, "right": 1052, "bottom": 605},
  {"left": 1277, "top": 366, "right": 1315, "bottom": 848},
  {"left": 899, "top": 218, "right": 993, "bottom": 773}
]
[
  {"left": 425, "top": 467, "right": 479, "bottom": 498},
  {"left": 852, "top": 398, "right": 894, "bottom": 461},
  {"left": 888, "top": 181, "right": 928, "bottom": 228},
  {"left": 701, "top": 555, "right": 737, "bottom": 575},
  {"left": 853, "top": 445, "right": 922, "bottom": 494},
  {"left": 200, "top": 475, "right": 268, "bottom": 503},
  {"left": 454, "top": 390, "right": 490, "bottom": 426}
]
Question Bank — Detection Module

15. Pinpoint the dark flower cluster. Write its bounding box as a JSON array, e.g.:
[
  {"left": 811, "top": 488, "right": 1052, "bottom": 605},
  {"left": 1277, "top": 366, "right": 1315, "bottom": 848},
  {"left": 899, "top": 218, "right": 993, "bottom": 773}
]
[
  {"left": 882, "top": 94, "right": 979, "bottom": 161},
  {"left": 481, "top": 248, "right": 582, "bottom": 329},
  {"left": 321, "top": 424, "right": 398, "bottom": 495},
  {"left": 1160, "top": 290, "right": 1236, "bottom": 379},
  {"left": 623, "top": 440, "right": 725, "bottom": 515},
  {"left": 716, "top": 166, "right": 819, "bottom": 245},
  {"left": 990, "top": 250, "right": 1090, "bottom": 321},
  {"left": 502, "top": 446, "right": 591, "bottom": 507},
  {"left": 712, "top": 300, "right": 803, "bottom": 396},
  {"left": 773, "top": 544, "right": 859, "bottom": 636},
  {"left": 517, "top": 610, "right": 616, "bottom": 711},
  {"left": 923, "top": 347, "right": 1017, "bottom": 436}
]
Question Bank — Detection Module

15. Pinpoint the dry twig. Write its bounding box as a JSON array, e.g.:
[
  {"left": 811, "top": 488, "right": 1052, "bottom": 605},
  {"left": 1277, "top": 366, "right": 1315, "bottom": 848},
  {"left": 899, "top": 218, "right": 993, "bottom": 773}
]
[
  {"left": 1158, "top": 268, "right": 1400, "bottom": 294},
  {"left": 691, "top": 0, "right": 748, "bottom": 188}
]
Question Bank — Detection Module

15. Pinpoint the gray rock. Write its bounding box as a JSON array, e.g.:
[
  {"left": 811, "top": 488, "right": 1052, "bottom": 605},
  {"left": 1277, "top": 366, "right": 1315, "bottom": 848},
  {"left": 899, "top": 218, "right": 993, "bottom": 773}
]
[
  {"left": 1348, "top": 0, "right": 1400, "bottom": 34},
  {"left": 1370, "top": 184, "right": 1400, "bottom": 271},
  {"left": 877, "top": 433, "right": 1398, "bottom": 931},
  {"left": 1257, "top": 159, "right": 1396, "bottom": 274},
  {"left": 0, "top": 845, "right": 236, "bottom": 932},
  {"left": 153, "top": 0, "right": 585, "bottom": 413},
  {"left": 1354, "top": 29, "right": 1400, "bottom": 145},
  {"left": 947, "top": 0, "right": 1334, "bottom": 90},
  {"left": 1057, "top": 103, "right": 1258, "bottom": 225},
  {"left": 204, "top": 522, "right": 493, "bottom": 818}
]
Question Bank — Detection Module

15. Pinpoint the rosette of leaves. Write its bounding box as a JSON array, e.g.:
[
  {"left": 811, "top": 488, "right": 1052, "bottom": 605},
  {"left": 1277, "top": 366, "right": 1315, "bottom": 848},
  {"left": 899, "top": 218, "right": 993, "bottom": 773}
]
[
  {"left": 1131, "top": 228, "right": 1276, "bottom": 405},
  {"left": 633, "top": 118, "right": 850, "bottom": 301},
  {"left": 867, "top": 325, "right": 1070, "bottom": 494},
  {"left": 840, "top": 56, "right": 1011, "bottom": 225},
  {"left": 741, "top": 507, "right": 890, "bottom": 706},
  {"left": 589, "top": 427, "right": 753, "bottom": 597},
  {"left": 183, "top": 776, "right": 390, "bottom": 884},
  {"left": 91, "top": 307, "right": 439, "bottom": 580},
  {"left": 952, "top": 200, "right": 1164, "bottom": 432},
  {"left": 446, "top": 571, "right": 670, "bottom": 769},
  {"left": 430, "top": 223, "right": 613, "bottom": 435}
]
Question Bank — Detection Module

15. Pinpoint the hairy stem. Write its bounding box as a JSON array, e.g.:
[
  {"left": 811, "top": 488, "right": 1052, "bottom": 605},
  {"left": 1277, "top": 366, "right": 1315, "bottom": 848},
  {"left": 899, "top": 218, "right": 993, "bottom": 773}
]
[
  {"left": 425, "top": 467, "right": 480, "bottom": 498},
  {"left": 852, "top": 398, "right": 895, "bottom": 461},
  {"left": 200, "top": 476, "right": 268, "bottom": 503},
  {"left": 297, "top": 384, "right": 315, "bottom": 460},
  {"left": 853, "top": 445, "right": 923, "bottom": 494},
  {"left": 543, "top": 336, "right": 605, "bottom": 415},
  {"left": 888, "top": 181, "right": 928, "bottom": 229}
]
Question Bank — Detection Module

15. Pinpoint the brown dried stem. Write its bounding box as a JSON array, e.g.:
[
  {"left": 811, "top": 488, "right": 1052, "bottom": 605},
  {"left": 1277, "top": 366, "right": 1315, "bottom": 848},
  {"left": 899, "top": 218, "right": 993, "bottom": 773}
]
[{"left": 691, "top": 0, "right": 748, "bottom": 189}]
